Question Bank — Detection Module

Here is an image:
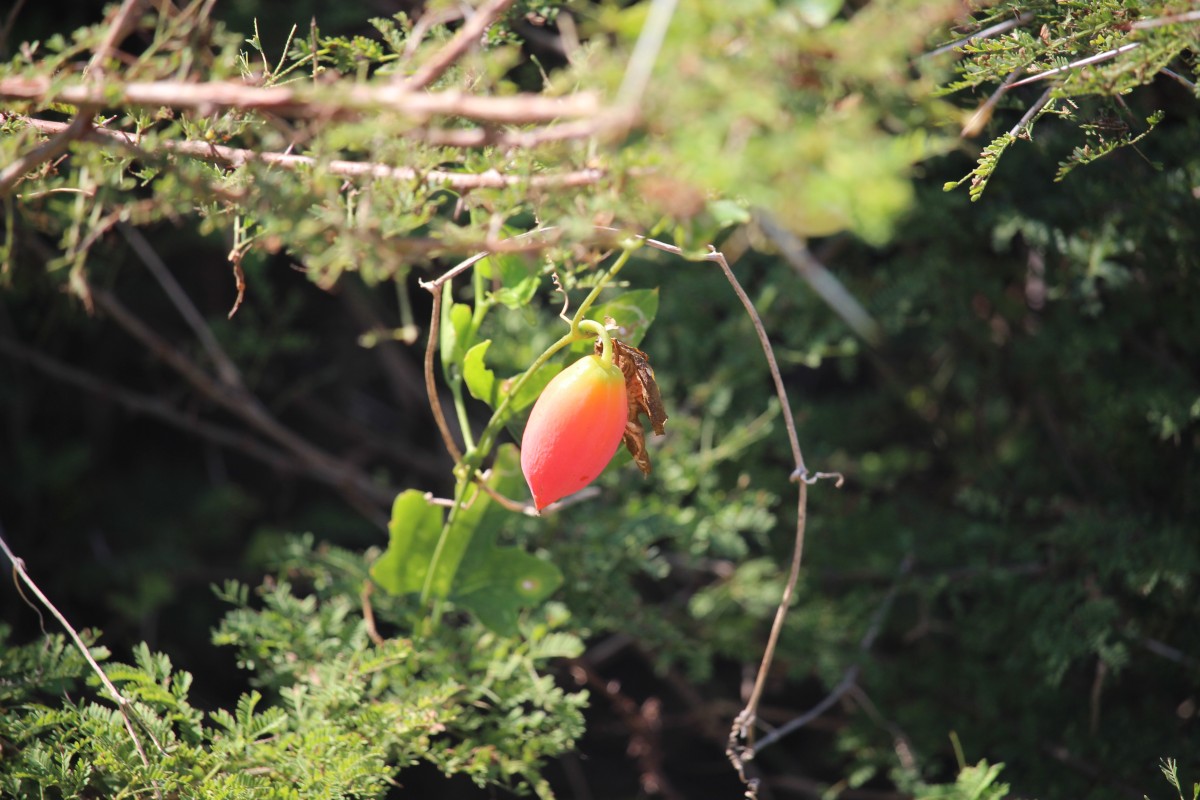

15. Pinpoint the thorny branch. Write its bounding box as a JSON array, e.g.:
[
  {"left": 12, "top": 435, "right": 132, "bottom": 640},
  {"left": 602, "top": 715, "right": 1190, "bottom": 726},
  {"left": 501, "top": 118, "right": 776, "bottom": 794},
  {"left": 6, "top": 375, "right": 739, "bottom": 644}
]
[
  {"left": 402, "top": 0, "right": 517, "bottom": 91},
  {"left": 13, "top": 117, "right": 607, "bottom": 191}
]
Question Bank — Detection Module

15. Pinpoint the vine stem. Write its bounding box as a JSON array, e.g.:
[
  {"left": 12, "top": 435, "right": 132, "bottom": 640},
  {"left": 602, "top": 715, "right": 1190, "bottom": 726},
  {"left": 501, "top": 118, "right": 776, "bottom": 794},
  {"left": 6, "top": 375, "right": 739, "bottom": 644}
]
[
  {"left": 0, "top": 523, "right": 165, "bottom": 799},
  {"left": 415, "top": 246, "right": 631, "bottom": 611},
  {"left": 423, "top": 286, "right": 464, "bottom": 465},
  {"left": 418, "top": 229, "right": 839, "bottom": 793}
]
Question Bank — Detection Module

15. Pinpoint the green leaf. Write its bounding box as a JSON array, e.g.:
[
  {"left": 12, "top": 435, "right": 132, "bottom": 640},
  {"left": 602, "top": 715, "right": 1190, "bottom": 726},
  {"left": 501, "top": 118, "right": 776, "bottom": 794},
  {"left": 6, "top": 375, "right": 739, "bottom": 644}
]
[
  {"left": 370, "top": 449, "right": 563, "bottom": 628},
  {"left": 369, "top": 490, "right": 445, "bottom": 596},
  {"left": 503, "top": 361, "right": 563, "bottom": 415},
  {"left": 465, "top": 340, "right": 563, "bottom": 419},
  {"left": 481, "top": 254, "right": 541, "bottom": 310},
  {"left": 450, "top": 444, "right": 563, "bottom": 635},
  {"left": 707, "top": 199, "right": 752, "bottom": 228},
  {"left": 439, "top": 284, "right": 474, "bottom": 382},
  {"left": 463, "top": 340, "right": 499, "bottom": 407},
  {"left": 574, "top": 288, "right": 660, "bottom": 351},
  {"left": 454, "top": 550, "right": 562, "bottom": 636}
]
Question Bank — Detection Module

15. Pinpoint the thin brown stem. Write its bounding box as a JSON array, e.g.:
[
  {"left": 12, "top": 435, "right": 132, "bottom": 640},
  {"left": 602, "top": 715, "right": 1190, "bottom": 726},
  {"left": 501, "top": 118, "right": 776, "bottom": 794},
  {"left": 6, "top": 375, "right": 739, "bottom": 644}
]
[
  {"left": 119, "top": 222, "right": 244, "bottom": 387},
  {"left": 424, "top": 287, "right": 464, "bottom": 464},
  {"left": 752, "top": 555, "right": 913, "bottom": 754},
  {"left": 705, "top": 247, "right": 805, "bottom": 477},
  {"left": 403, "top": 0, "right": 518, "bottom": 91}
]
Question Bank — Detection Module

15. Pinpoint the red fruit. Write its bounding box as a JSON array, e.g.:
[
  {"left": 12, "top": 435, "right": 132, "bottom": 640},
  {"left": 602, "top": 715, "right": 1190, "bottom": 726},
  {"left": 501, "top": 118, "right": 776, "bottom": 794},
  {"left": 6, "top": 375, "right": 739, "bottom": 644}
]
[{"left": 521, "top": 354, "right": 628, "bottom": 511}]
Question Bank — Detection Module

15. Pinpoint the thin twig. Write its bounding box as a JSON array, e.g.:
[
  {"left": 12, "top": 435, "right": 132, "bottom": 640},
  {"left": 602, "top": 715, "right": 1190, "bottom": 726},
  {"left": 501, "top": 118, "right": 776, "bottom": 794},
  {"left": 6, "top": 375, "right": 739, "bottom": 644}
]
[
  {"left": 84, "top": 0, "right": 148, "bottom": 79},
  {"left": 403, "top": 0, "right": 518, "bottom": 91},
  {"left": 753, "top": 555, "right": 914, "bottom": 754},
  {"left": 1009, "top": 87, "right": 1054, "bottom": 138},
  {"left": 1160, "top": 67, "right": 1197, "bottom": 91},
  {"left": 0, "top": 335, "right": 301, "bottom": 476},
  {"left": 754, "top": 212, "right": 883, "bottom": 349},
  {"left": 0, "top": 524, "right": 164, "bottom": 797},
  {"left": 0, "top": 113, "right": 94, "bottom": 196},
  {"left": 1007, "top": 43, "right": 1141, "bottom": 89},
  {"left": 91, "top": 287, "right": 394, "bottom": 518},
  {"left": 17, "top": 116, "right": 606, "bottom": 190},
  {"left": 922, "top": 11, "right": 1035, "bottom": 59},
  {"left": 1131, "top": 10, "right": 1200, "bottom": 29},
  {"left": 961, "top": 68, "right": 1024, "bottom": 138},
  {"left": 0, "top": 76, "right": 602, "bottom": 124},
  {"left": 705, "top": 248, "right": 804, "bottom": 476},
  {"left": 119, "top": 222, "right": 244, "bottom": 387}
]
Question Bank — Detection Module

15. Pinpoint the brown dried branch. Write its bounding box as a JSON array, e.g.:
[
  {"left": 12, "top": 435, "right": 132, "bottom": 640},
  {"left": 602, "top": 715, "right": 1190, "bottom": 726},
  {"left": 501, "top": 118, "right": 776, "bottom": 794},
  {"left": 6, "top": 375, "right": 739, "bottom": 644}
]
[
  {"left": 17, "top": 116, "right": 606, "bottom": 190},
  {"left": 403, "top": 0, "right": 518, "bottom": 91},
  {"left": 90, "top": 286, "right": 394, "bottom": 522},
  {"left": 0, "top": 76, "right": 602, "bottom": 124},
  {"left": 118, "top": 222, "right": 244, "bottom": 388},
  {"left": 0, "top": 335, "right": 300, "bottom": 476}
]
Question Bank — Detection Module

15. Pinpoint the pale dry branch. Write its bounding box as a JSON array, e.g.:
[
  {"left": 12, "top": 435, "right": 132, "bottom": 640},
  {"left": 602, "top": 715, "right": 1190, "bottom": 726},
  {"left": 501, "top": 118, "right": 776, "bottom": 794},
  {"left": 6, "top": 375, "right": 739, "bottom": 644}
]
[
  {"left": 0, "top": 76, "right": 602, "bottom": 124},
  {"left": 84, "top": 0, "right": 148, "bottom": 79},
  {"left": 403, "top": 0, "right": 518, "bottom": 91},
  {"left": 1131, "top": 10, "right": 1200, "bottom": 29},
  {"left": 17, "top": 116, "right": 606, "bottom": 190},
  {"left": 923, "top": 11, "right": 1035, "bottom": 59},
  {"left": 1009, "top": 87, "right": 1054, "bottom": 137},
  {"left": 755, "top": 212, "right": 883, "bottom": 349},
  {"left": 616, "top": 0, "right": 679, "bottom": 113}
]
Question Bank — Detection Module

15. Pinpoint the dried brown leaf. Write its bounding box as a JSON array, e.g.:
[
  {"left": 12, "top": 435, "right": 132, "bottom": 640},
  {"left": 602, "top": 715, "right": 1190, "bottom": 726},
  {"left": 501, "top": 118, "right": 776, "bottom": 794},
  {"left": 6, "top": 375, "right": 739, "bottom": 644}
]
[{"left": 597, "top": 337, "right": 667, "bottom": 475}]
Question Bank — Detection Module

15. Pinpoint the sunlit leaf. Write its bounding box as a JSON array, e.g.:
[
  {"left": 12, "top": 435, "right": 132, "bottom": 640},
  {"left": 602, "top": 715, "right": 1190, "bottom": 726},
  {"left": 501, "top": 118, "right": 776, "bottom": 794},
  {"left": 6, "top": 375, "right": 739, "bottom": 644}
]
[{"left": 370, "top": 490, "right": 445, "bottom": 596}]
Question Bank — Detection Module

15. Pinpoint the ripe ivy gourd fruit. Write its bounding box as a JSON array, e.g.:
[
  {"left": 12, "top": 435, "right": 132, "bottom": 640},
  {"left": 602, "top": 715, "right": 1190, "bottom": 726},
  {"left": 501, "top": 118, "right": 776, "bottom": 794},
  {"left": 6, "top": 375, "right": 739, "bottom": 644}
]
[{"left": 520, "top": 335, "right": 628, "bottom": 512}]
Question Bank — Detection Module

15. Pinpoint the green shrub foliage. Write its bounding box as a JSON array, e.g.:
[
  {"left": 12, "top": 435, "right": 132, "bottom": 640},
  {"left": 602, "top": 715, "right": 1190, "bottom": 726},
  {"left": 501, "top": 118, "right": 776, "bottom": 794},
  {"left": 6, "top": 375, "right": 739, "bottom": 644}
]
[{"left": 1, "top": 0, "right": 1197, "bottom": 798}]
